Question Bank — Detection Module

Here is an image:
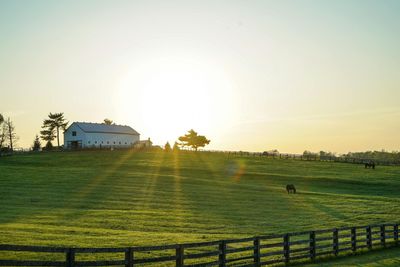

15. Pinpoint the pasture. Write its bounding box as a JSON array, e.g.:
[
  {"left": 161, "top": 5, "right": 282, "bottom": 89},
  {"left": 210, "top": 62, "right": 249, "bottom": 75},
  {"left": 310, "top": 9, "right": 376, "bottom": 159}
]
[{"left": 0, "top": 150, "right": 400, "bottom": 264}]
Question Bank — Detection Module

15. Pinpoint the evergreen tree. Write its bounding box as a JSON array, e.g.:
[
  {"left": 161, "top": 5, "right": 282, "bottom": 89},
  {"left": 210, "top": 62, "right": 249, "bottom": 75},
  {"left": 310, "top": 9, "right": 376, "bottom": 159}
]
[
  {"left": 45, "top": 140, "right": 53, "bottom": 151},
  {"left": 165, "top": 142, "right": 172, "bottom": 152},
  {"left": 40, "top": 129, "right": 55, "bottom": 148},
  {"left": 32, "top": 135, "right": 41, "bottom": 151},
  {"left": 41, "top": 113, "right": 68, "bottom": 147},
  {"left": 172, "top": 142, "right": 180, "bottom": 152}
]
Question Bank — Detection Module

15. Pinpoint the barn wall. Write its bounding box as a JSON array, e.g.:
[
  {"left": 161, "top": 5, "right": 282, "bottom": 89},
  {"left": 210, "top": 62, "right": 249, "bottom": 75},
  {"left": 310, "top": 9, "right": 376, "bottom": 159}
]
[
  {"left": 64, "top": 123, "right": 87, "bottom": 148},
  {"left": 83, "top": 132, "right": 140, "bottom": 148}
]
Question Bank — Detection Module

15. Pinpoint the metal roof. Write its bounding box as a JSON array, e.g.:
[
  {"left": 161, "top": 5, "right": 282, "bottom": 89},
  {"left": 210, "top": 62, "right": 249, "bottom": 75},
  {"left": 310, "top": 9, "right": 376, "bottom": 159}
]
[{"left": 72, "top": 122, "right": 140, "bottom": 135}]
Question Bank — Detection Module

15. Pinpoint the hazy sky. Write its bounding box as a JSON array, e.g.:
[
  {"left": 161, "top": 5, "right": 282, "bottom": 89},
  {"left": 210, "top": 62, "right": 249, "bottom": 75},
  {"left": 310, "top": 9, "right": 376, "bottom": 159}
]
[{"left": 1, "top": 0, "right": 399, "bottom": 153}]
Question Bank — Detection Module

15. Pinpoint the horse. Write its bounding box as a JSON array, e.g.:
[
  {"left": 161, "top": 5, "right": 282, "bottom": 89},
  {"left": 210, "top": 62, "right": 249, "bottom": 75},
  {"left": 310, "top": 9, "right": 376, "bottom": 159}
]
[
  {"left": 286, "top": 184, "right": 296, "bottom": 194},
  {"left": 364, "top": 162, "right": 375, "bottom": 169}
]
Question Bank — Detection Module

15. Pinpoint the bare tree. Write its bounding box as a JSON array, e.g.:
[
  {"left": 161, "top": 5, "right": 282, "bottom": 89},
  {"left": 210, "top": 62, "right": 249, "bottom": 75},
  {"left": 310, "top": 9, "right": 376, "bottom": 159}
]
[
  {"left": 4, "top": 117, "right": 18, "bottom": 151},
  {"left": 0, "top": 114, "right": 5, "bottom": 149}
]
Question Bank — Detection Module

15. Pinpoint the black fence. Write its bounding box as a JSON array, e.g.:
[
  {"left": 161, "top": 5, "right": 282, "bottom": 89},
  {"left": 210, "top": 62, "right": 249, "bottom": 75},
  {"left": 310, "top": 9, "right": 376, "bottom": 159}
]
[
  {"left": 194, "top": 150, "right": 400, "bottom": 166},
  {"left": 1, "top": 223, "right": 399, "bottom": 266}
]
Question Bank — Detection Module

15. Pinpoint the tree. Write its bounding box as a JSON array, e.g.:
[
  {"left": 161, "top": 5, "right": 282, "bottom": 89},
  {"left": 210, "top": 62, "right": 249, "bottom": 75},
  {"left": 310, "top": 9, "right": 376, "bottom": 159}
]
[
  {"left": 164, "top": 142, "right": 172, "bottom": 152},
  {"left": 0, "top": 114, "right": 5, "bottom": 149},
  {"left": 172, "top": 142, "right": 180, "bottom": 152},
  {"left": 45, "top": 140, "right": 53, "bottom": 150},
  {"left": 40, "top": 129, "right": 56, "bottom": 148},
  {"left": 0, "top": 124, "right": 5, "bottom": 150},
  {"left": 103, "top": 118, "right": 114, "bottom": 125},
  {"left": 4, "top": 117, "right": 18, "bottom": 151},
  {"left": 178, "top": 129, "right": 210, "bottom": 151},
  {"left": 32, "top": 135, "right": 41, "bottom": 151},
  {"left": 41, "top": 113, "right": 68, "bottom": 148}
]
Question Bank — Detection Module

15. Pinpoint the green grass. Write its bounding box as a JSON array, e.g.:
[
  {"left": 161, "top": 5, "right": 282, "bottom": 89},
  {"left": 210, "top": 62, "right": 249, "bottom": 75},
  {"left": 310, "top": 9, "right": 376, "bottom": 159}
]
[
  {"left": 0, "top": 150, "right": 399, "bottom": 264},
  {"left": 300, "top": 246, "right": 400, "bottom": 266}
]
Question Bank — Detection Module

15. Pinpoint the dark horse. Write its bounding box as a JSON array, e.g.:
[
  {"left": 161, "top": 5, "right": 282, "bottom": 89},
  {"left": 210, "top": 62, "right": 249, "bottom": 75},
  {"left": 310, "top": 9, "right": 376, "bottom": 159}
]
[
  {"left": 286, "top": 184, "right": 296, "bottom": 194},
  {"left": 365, "top": 162, "right": 375, "bottom": 169}
]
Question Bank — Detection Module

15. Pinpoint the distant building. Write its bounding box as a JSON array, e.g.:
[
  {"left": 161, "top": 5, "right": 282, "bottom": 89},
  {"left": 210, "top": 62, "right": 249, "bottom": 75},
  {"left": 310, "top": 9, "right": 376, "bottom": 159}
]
[
  {"left": 64, "top": 122, "right": 140, "bottom": 149},
  {"left": 134, "top": 138, "right": 153, "bottom": 149}
]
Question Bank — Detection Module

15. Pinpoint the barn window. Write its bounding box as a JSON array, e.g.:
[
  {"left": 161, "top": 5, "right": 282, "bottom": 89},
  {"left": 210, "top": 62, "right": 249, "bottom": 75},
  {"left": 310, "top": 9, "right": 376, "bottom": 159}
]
[
  {"left": 95, "top": 141, "right": 97, "bottom": 144},
  {"left": 88, "top": 141, "right": 91, "bottom": 144},
  {"left": 107, "top": 141, "right": 109, "bottom": 144},
  {"left": 72, "top": 131, "right": 76, "bottom": 136},
  {"left": 113, "top": 141, "right": 116, "bottom": 144},
  {"left": 119, "top": 141, "right": 121, "bottom": 144},
  {"left": 125, "top": 142, "right": 127, "bottom": 144},
  {"left": 101, "top": 141, "right": 103, "bottom": 144}
]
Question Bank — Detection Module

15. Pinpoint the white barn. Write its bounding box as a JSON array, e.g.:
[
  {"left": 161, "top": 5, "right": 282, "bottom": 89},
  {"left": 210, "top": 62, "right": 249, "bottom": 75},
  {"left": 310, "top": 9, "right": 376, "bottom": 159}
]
[{"left": 64, "top": 122, "right": 140, "bottom": 149}]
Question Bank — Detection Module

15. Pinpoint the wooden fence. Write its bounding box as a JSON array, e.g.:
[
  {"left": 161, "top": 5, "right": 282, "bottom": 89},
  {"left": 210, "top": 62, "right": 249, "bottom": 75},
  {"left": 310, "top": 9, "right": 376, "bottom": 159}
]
[
  {"left": 196, "top": 150, "right": 400, "bottom": 166},
  {"left": 1, "top": 223, "right": 399, "bottom": 266}
]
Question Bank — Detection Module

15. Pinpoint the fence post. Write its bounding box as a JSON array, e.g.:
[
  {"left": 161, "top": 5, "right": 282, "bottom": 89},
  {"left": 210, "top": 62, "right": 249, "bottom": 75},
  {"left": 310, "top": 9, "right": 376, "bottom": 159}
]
[
  {"left": 253, "top": 237, "right": 261, "bottom": 266},
  {"left": 366, "top": 226, "right": 372, "bottom": 249},
  {"left": 219, "top": 240, "right": 227, "bottom": 267},
  {"left": 125, "top": 247, "right": 133, "bottom": 267},
  {"left": 284, "top": 234, "right": 290, "bottom": 264},
  {"left": 394, "top": 224, "right": 399, "bottom": 244},
  {"left": 380, "top": 225, "right": 386, "bottom": 247},
  {"left": 309, "top": 231, "right": 316, "bottom": 260},
  {"left": 351, "top": 227, "right": 357, "bottom": 252},
  {"left": 333, "top": 228, "right": 339, "bottom": 256},
  {"left": 66, "top": 248, "right": 75, "bottom": 267},
  {"left": 176, "top": 245, "right": 184, "bottom": 267}
]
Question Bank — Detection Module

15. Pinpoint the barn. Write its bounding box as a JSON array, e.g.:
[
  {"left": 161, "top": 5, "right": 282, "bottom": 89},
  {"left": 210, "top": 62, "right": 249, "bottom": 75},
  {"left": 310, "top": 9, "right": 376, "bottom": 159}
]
[{"left": 64, "top": 122, "right": 140, "bottom": 149}]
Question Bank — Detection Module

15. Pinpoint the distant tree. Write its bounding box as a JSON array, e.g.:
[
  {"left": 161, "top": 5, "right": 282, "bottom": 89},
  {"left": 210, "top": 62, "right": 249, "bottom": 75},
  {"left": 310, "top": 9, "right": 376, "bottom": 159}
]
[
  {"left": 103, "top": 118, "right": 114, "bottom": 125},
  {"left": 44, "top": 140, "right": 53, "bottom": 151},
  {"left": 41, "top": 113, "right": 68, "bottom": 148},
  {"left": 4, "top": 117, "right": 18, "bottom": 151},
  {"left": 0, "top": 124, "right": 5, "bottom": 150},
  {"left": 40, "top": 129, "right": 55, "bottom": 148},
  {"left": 0, "top": 114, "right": 5, "bottom": 149},
  {"left": 319, "top": 150, "right": 335, "bottom": 158},
  {"left": 164, "top": 142, "right": 172, "bottom": 152},
  {"left": 178, "top": 129, "right": 210, "bottom": 151},
  {"left": 32, "top": 135, "right": 41, "bottom": 151},
  {"left": 172, "top": 142, "right": 180, "bottom": 152}
]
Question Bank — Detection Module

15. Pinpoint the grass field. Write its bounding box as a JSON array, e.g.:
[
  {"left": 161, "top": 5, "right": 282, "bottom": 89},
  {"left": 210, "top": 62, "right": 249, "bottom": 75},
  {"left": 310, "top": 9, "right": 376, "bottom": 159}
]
[{"left": 0, "top": 150, "right": 400, "bottom": 264}]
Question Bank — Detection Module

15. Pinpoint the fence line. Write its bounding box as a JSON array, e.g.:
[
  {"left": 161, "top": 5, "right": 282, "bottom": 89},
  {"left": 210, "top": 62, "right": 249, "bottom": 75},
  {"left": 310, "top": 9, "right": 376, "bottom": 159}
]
[
  {"left": 193, "top": 149, "right": 400, "bottom": 166},
  {"left": 1, "top": 223, "right": 399, "bottom": 266}
]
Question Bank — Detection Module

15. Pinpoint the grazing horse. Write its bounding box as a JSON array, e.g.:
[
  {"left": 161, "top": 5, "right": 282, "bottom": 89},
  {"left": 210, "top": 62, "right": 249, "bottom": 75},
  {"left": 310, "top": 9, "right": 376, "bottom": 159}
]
[
  {"left": 365, "top": 162, "right": 375, "bottom": 169},
  {"left": 286, "top": 184, "right": 296, "bottom": 194}
]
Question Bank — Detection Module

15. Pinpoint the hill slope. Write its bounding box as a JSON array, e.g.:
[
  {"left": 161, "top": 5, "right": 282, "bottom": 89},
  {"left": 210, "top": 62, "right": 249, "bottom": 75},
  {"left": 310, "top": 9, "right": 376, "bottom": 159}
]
[{"left": 1, "top": 150, "right": 399, "bottom": 248}]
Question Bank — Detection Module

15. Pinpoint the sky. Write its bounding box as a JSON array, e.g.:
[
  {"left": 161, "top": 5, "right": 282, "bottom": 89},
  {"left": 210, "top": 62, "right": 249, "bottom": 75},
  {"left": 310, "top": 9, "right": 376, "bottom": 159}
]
[{"left": 0, "top": 0, "right": 399, "bottom": 153}]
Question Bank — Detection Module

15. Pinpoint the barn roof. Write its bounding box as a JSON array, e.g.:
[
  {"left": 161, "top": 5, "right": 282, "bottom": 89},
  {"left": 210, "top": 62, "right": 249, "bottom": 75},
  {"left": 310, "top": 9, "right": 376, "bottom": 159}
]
[{"left": 72, "top": 122, "right": 140, "bottom": 135}]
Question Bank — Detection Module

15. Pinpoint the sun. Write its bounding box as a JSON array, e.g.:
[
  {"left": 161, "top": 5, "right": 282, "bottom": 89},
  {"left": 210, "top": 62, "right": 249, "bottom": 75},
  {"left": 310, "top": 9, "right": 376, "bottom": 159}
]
[{"left": 116, "top": 54, "right": 236, "bottom": 145}]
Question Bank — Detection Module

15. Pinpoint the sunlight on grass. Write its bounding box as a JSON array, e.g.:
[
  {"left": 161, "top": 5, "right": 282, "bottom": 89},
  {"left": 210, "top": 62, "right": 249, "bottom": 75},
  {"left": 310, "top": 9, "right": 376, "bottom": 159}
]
[{"left": 1, "top": 150, "right": 399, "bottom": 254}]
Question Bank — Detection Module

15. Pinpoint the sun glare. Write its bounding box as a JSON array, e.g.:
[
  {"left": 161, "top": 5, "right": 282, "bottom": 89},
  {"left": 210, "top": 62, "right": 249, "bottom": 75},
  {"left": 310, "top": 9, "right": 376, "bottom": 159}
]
[{"left": 117, "top": 55, "right": 236, "bottom": 145}]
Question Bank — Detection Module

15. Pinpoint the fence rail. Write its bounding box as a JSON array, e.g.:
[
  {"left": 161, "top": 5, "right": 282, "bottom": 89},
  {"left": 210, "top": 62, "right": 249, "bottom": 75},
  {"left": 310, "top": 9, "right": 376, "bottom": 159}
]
[
  {"left": 1, "top": 223, "right": 399, "bottom": 266},
  {"left": 211, "top": 150, "right": 400, "bottom": 166}
]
